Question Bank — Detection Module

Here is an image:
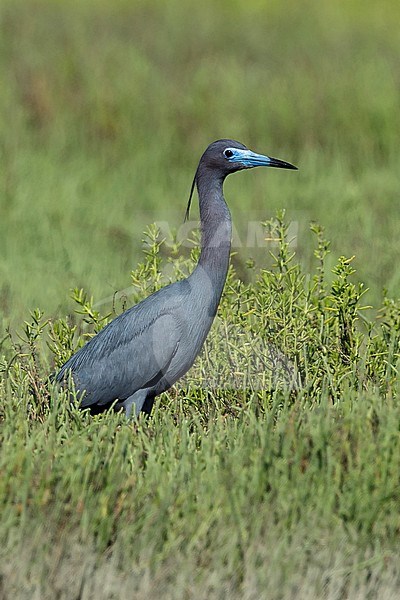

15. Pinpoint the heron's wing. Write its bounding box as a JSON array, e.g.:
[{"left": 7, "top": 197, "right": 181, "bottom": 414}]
[{"left": 57, "top": 305, "right": 181, "bottom": 407}]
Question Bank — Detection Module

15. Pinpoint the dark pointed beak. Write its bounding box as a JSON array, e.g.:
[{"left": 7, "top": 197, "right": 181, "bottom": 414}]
[{"left": 267, "top": 156, "right": 298, "bottom": 170}]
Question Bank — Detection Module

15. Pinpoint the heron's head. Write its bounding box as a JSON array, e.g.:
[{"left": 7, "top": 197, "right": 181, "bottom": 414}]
[
  {"left": 199, "top": 139, "right": 297, "bottom": 177},
  {"left": 185, "top": 139, "right": 297, "bottom": 220}
]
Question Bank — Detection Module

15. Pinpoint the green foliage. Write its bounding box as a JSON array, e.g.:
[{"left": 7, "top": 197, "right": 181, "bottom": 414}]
[{"left": 1, "top": 218, "right": 400, "bottom": 597}]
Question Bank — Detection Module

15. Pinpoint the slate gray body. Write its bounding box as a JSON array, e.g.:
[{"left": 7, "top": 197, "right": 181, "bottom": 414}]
[{"left": 56, "top": 139, "right": 296, "bottom": 416}]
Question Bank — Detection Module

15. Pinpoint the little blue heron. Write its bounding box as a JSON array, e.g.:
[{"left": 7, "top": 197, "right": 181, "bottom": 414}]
[{"left": 56, "top": 140, "right": 297, "bottom": 417}]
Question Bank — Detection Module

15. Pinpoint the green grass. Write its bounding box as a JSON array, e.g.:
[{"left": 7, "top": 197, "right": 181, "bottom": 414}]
[
  {"left": 1, "top": 0, "right": 400, "bottom": 597},
  {"left": 1, "top": 391, "right": 400, "bottom": 598}
]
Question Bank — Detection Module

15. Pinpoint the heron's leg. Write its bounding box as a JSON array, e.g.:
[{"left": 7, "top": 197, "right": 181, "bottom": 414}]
[
  {"left": 141, "top": 395, "right": 155, "bottom": 416},
  {"left": 122, "top": 390, "right": 148, "bottom": 418}
]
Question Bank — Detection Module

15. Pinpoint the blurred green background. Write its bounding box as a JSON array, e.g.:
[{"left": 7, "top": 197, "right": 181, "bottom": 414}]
[{"left": 1, "top": 0, "right": 399, "bottom": 325}]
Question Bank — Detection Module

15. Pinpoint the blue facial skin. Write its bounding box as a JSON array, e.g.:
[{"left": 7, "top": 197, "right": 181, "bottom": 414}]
[{"left": 224, "top": 148, "right": 297, "bottom": 170}]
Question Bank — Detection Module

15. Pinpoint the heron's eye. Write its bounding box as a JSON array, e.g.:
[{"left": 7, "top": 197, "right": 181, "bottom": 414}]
[{"left": 224, "top": 149, "right": 234, "bottom": 159}]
